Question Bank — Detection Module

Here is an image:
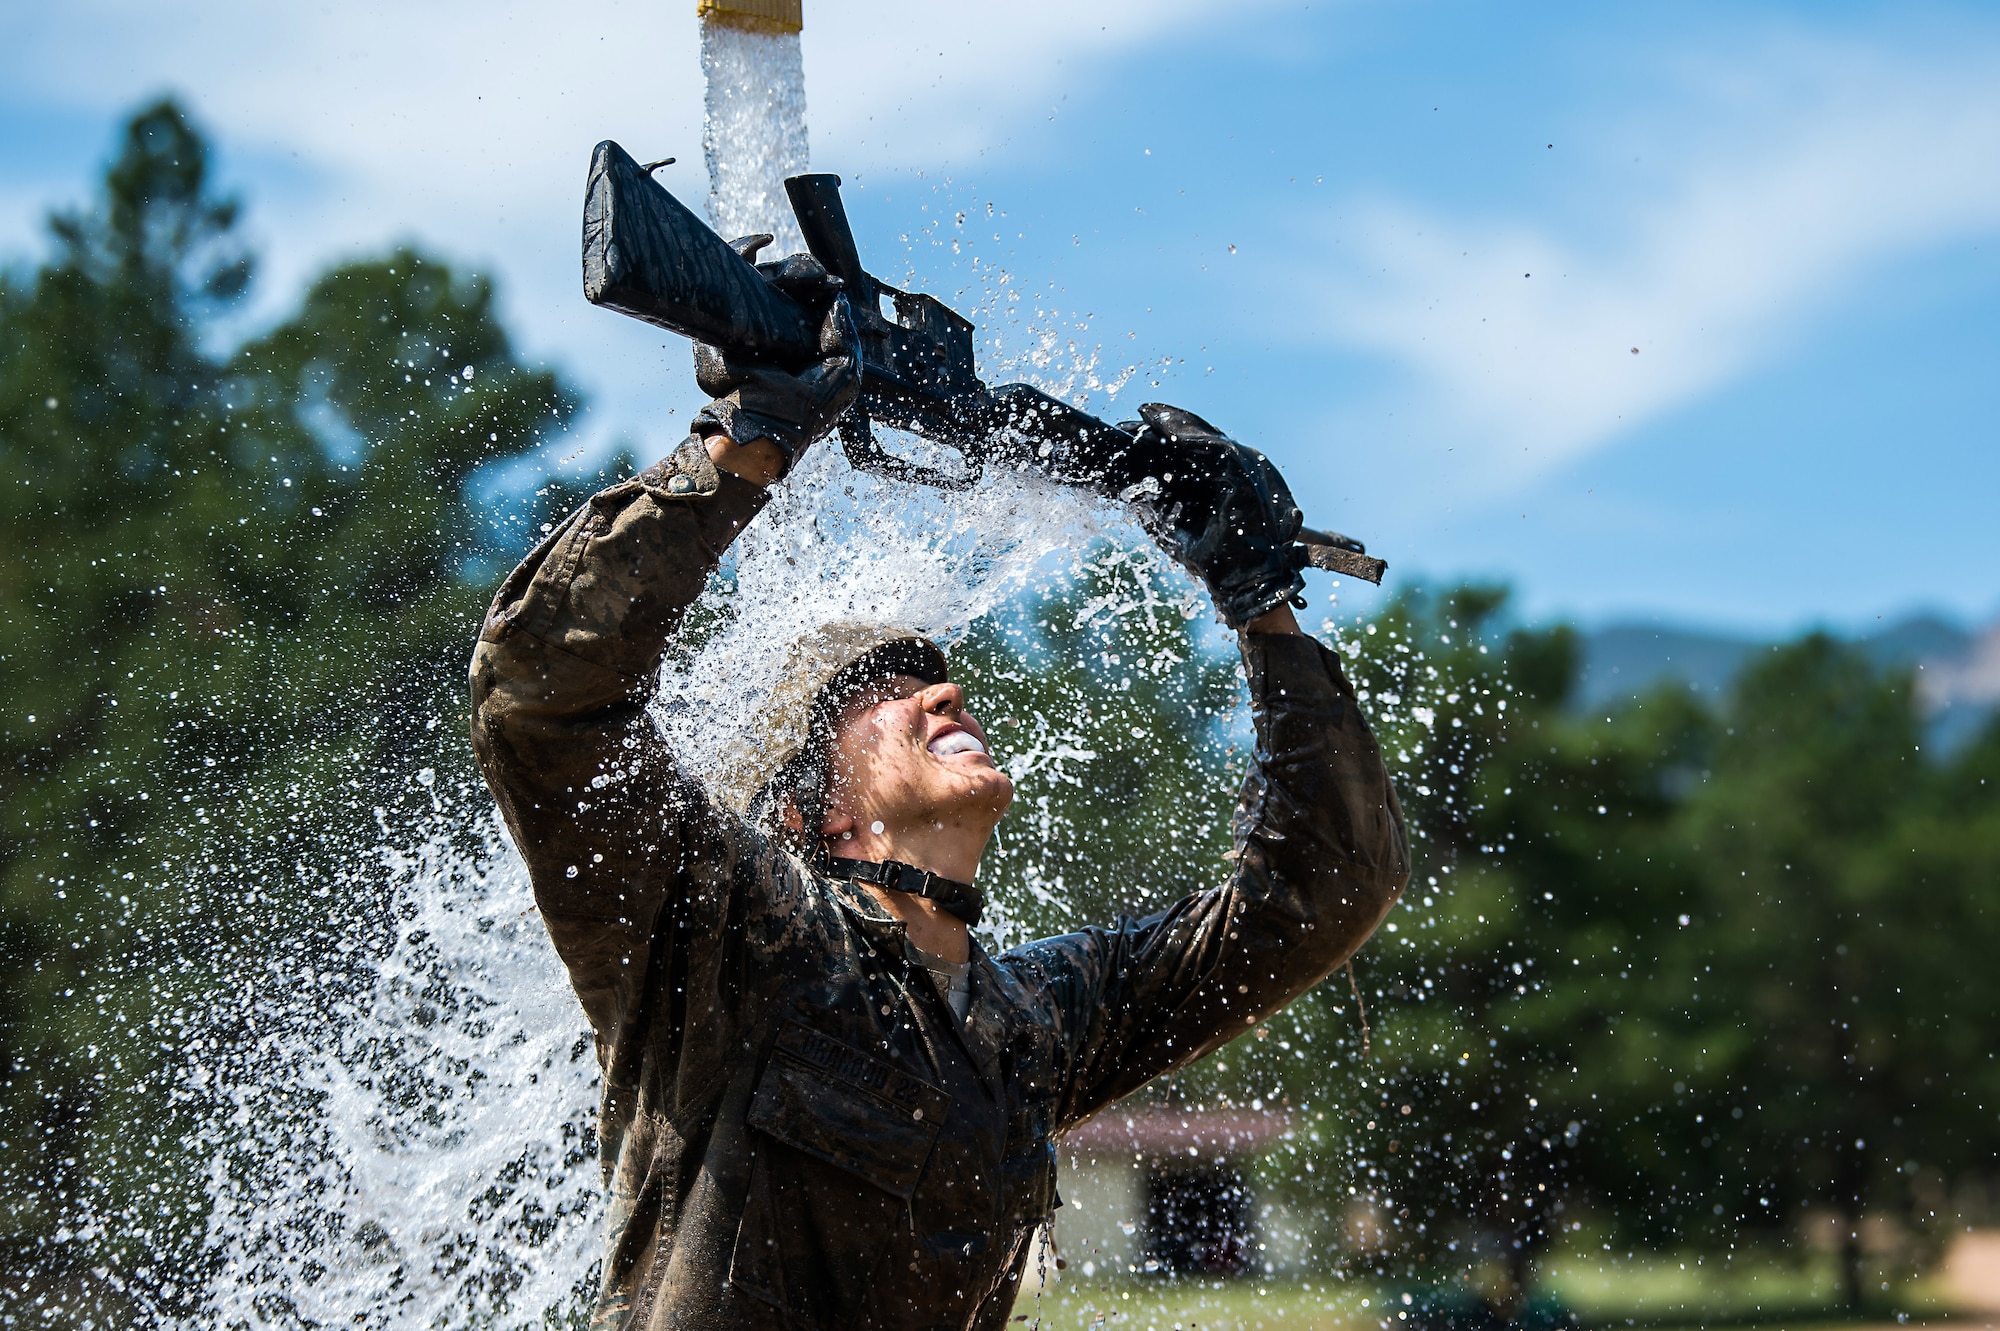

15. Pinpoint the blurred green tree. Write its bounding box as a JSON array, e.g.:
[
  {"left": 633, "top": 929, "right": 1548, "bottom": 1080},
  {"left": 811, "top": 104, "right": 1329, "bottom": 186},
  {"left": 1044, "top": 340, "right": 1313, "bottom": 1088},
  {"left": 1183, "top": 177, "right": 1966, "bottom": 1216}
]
[
  {"left": 1005, "top": 580, "right": 2000, "bottom": 1321},
  {"left": 1658, "top": 639, "right": 1998, "bottom": 1307},
  {"left": 0, "top": 99, "right": 579, "bottom": 1303},
  {"left": 1370, "top": 623, "right": 2000, "bottom": 1315}
]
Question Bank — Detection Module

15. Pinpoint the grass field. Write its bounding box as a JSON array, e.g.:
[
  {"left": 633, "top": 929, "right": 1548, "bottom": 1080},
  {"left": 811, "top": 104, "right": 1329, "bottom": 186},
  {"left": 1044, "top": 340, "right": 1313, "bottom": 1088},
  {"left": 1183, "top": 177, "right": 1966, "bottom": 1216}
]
[
  {"left": 1011, "top": 1276, "right": 1363, "bottom": 1330},
  {"left": 1003, "top": 1247, "right": 1989, "bottom": 1330},
  {"left": 1540, "top": 1246, "right": 1967, "bottom": 1325}
]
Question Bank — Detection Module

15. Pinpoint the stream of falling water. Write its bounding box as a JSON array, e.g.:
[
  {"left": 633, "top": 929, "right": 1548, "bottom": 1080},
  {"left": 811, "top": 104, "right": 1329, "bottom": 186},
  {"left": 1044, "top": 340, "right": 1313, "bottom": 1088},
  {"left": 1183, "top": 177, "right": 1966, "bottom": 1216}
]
[{"left": 701, "top": 14, "right": 809, "bottom": 255}]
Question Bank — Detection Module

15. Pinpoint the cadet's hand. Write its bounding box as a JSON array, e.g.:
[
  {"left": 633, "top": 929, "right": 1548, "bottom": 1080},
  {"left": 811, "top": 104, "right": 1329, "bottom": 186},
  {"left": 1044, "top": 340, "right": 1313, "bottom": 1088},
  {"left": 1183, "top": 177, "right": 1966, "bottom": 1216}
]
[
  {"left": 1112, "top": 403, "right": 1309, "bottom": 631},
  {"left": 691, "top": 242, "right": 861, "bottom": 483}
]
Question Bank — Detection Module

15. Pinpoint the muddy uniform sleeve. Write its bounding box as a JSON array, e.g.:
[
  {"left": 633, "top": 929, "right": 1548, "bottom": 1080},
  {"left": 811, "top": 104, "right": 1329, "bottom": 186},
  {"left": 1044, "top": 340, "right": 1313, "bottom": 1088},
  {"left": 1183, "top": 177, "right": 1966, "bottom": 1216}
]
[
  {"left": 1018, "top": 631, "right": 1410, "bottom": 1128},
  {"left": 468, "top": 438, "right": 768, "bottom": 1052}
]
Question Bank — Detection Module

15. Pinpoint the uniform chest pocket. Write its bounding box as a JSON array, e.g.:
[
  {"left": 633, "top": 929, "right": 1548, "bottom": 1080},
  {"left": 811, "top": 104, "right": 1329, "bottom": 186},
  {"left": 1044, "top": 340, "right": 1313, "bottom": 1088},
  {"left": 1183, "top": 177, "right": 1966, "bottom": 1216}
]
[{"left": 747, "top": 1019, "right": 951, "bottom": 1200}]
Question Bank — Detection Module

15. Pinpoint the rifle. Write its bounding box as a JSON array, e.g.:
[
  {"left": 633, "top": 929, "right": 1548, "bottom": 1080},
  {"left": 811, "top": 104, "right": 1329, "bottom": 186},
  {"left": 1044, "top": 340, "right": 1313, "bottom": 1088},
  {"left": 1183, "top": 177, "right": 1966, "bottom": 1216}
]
[{"left": 580, "top": 140, "right": 1385, "bottom": 584}]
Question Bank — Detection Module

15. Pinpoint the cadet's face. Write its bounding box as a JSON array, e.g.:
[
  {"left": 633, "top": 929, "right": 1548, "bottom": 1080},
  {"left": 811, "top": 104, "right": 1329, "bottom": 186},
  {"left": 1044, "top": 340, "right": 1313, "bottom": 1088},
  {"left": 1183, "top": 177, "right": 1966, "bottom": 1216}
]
[{"left": 822, "top": 675, "right": 1014, "bottom": 837}]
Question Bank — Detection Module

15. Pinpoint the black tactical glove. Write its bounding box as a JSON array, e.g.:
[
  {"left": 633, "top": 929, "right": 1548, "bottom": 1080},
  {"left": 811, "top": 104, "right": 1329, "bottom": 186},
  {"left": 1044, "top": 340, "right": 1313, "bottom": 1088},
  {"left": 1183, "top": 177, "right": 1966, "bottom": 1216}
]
[
  {"left": 1110, "top": 403, "right": 1308, "bottom": 630},
  {"left": 691, "top": 238, "right": 861, "bottom": 478}
]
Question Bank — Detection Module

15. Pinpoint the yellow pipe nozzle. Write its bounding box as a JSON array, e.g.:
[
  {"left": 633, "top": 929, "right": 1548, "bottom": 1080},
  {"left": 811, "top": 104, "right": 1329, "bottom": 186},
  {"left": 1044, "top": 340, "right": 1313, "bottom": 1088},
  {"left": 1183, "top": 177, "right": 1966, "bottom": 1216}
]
[{"left": 697, "top": 0, "right": 802, "bottom": 34}]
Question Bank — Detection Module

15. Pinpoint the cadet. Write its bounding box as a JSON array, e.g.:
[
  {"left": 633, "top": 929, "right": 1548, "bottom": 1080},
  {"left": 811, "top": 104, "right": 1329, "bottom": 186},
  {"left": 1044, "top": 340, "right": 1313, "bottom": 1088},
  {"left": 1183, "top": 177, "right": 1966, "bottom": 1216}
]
[{"left": 470, "top": 280, "right": 1409, "bottom": 1329}]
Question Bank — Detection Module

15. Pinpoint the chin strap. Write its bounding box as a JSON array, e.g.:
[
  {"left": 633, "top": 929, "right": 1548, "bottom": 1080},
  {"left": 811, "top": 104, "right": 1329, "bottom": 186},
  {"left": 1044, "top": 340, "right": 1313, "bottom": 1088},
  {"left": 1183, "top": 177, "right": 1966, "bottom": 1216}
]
[{"left": 814, "top": 847, "right": 985, "bottom": 928}]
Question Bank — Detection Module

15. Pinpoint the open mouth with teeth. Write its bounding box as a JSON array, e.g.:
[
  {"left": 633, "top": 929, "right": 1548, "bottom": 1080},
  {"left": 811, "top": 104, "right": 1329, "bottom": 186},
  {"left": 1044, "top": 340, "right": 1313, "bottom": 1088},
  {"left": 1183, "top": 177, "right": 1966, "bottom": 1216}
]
[{"left": 927, "top": 730, "right": 989, "bottom": 760}]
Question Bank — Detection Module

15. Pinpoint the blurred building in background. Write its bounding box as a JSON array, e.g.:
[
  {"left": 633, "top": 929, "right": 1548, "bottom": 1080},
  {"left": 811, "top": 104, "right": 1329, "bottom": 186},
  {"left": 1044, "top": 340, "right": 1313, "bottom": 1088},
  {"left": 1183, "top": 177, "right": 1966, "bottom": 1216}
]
[{"left": 1056, "top": 1107, "right": 1296, "bottom": 1279}]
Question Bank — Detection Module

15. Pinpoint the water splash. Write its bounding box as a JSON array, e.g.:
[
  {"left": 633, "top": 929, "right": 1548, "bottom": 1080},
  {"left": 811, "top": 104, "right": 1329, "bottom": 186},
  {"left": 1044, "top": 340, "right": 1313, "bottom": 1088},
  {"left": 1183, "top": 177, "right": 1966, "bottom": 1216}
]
[
  {"left": 190, "top": 799, "right": 602, "bottom": 1330},
  {"left": 701, "top": 16, "right": 809, "bottom": 255},
  {"left": 653, "top": 439, "right": 1201, "bottom": 949},
  {"left": 656, "top": 453, "right": 1142, "bottom": 775}
]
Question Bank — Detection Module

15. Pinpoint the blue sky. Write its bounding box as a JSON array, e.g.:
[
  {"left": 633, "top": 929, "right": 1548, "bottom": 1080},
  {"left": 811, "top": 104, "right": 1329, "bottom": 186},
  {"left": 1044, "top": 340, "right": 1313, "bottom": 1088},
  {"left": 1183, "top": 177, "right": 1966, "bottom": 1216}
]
[{"left": 4, "top": 0, "right": 1997, "bottom": 634}]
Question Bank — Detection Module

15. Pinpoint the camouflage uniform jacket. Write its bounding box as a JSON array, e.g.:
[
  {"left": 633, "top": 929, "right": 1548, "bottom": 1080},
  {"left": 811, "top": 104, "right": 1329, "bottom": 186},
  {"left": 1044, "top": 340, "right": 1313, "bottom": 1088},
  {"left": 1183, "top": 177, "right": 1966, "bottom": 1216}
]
[{"left": 468, "top": 438, "right": 1410, "bottom": 1331}]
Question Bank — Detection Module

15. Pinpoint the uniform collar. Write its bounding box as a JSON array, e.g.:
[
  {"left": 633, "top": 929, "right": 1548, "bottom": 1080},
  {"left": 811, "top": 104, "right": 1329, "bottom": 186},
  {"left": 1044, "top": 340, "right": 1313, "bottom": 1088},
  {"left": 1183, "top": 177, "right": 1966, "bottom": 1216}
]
[
  {"left": 820, "top": 870, "right": 910, "bottom": 950},
  {"left": 817, "top": 860, "right": 1014, "bottom": 1094}
]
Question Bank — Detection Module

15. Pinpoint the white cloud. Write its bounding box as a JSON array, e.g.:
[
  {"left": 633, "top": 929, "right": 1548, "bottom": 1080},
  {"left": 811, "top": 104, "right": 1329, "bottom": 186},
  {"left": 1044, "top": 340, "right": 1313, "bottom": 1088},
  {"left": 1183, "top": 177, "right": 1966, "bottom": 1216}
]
[{"left": 1303, "top": 34, "right": 2000, "bottom": 491}]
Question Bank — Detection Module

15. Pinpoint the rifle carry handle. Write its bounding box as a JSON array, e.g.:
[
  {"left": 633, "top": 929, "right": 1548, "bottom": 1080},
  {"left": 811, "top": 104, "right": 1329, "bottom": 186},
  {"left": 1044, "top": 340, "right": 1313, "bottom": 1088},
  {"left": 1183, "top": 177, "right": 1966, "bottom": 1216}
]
[
  {"left": 785, "top": 172, "right": 983, "bottom": 490},
  {"left": 784, "top": 174, "right": 870, "bottom": 298}
]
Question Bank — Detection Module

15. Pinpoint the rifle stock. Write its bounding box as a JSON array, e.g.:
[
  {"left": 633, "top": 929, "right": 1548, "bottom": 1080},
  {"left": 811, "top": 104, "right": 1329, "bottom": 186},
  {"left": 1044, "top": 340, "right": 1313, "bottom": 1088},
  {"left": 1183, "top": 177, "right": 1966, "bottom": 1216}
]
[{"left": 583, "top": 141, "right": 818, "bottom": 359}]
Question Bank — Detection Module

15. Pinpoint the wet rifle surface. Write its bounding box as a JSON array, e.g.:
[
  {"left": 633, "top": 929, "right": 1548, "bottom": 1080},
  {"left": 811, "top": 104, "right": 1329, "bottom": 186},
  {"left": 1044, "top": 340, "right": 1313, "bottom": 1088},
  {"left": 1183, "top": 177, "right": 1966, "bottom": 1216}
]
[{"left": 581, "top": 140, "right": 1385, "bottom": 584}]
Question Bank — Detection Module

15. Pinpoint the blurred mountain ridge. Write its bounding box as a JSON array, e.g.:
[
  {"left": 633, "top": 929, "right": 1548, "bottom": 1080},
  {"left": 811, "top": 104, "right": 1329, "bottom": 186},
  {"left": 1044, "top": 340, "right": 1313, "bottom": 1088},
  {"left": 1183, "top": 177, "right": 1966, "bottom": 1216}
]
[{"left": 1577, "top": 611, "right": 2000, "bottom": 749}]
